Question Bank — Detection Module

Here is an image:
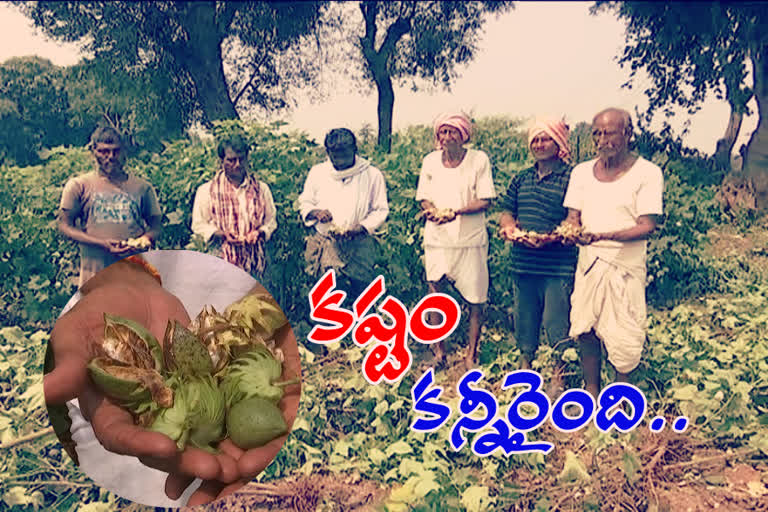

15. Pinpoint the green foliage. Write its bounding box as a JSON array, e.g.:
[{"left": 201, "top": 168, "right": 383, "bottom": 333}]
[
  {"left": 63, "top": 60, "right": 187, "bottom": 154},
  {"left": 358, "top": 2, "right": 515, "bottom": 88},
  {"left": 0, "top": 55, "right": 189, "bottom": 166},
  {"left": 594, "top": 1, "right": 768, "bottom": 208},
  {"left": 22, "top": 2, "right": 326, "bottom": 122},
  {"left": 0, "top": 327, "right": 140, "bottom": 510},
  {"left": 0, "top": 57, "right": 70, "bottom": 165},
  {"left": 347, "top": 1, "right": 513, "bottom": 150},
  {"left": 646, "top": 173, "right": 728, "bottom": 307},
  {"left": 3, "top": 117, "right": 765, "bottom": 509},
  {"left": 0, "top": 147, "right": 88, "bottom": 327},
  {"left": 639, "top": 280, "right": 768, "bottom": 452},
  {"left": 593, "top": 2, "right": 758, "bottom": 118}
]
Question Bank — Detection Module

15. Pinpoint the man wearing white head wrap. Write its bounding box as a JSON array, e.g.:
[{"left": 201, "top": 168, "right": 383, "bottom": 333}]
[
  {"left": 562, "top": 108, "right": 663, "bottom": 398},
  {"left": 499, "top": 117, "right": 576, "bottom": 387},
  {"left": 416, "top": 112, "right": 496, "bottom": 370}
]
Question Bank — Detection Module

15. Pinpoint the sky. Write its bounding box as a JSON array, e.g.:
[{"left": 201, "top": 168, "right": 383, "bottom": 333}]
[{"left": 0, "top": 1, "right": 758, "bottom": 155}]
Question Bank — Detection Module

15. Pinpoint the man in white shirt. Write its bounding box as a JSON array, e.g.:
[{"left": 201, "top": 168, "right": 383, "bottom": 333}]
[
  {"left": 191, "top": 133, "right": 277, "bottom": 276},
  {"left": 298, "top": 128, "right": 389, "bottom": 298},
  {"left": 416, "top": 113, "right": 496, "bottom": 370},
  {"left": 562, "top": 108, "right": 664, "bottom": 397}
]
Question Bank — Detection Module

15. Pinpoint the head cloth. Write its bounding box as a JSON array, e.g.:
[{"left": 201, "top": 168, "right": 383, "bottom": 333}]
[
  {"left": 527, "top": 117, "right": 571, "bottom": 162},
  {"left": 433, "top": 112, "right": 472, "bottom": 149}
]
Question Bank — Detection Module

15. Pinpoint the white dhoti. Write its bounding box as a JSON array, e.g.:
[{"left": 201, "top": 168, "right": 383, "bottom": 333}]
[
  {"left": 569, "top": 247, "right": 646, "bottom": 374},
  {"left": 424, "top": 244, "right": 489, "bottom": 304}
]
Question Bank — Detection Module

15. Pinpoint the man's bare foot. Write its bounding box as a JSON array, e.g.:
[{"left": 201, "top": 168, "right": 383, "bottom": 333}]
[
  {"left": 520, "top": 355, "right": 531, "bottom": 370},
  {"left": 464, "top": 355, "right": 475, "bottom": 371}
]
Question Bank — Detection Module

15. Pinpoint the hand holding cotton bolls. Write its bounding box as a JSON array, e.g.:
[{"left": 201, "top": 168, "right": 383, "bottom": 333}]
[
  {"left": 46, "top": 259, "right": 301, "bottom": 506},
  {"left": 153, "top": 293, "right": 301, "bottom": 505}
]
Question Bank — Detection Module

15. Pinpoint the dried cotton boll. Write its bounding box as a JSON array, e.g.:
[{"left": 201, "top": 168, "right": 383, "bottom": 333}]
[
  {"left": 87, "top": 314, "right": 172, "bottom": 416},
  {"left": 225, "top": 293, "right": 289, "bottom": 340},
  {"left": 124, "top": 237, "right": 151, "bottom": 249},
  {"left": 163, "top": 320, "right": 215, "bottom": 376}
]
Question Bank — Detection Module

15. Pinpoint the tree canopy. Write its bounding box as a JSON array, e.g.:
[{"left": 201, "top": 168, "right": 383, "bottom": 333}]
[
  {"left": 0, "top": 55, "right": 188, "bottom": 164},
  {"left": 350, "top": 1, "right": 513, "bottom": 152},
  {"left": 594, "top": 1, "right": 768, "bottom": 209},
  {"left": 0, "top": 57, "right": 70, "bottom": 165},
  {"left": 21, "top": 2, "right": 326, "bottom": 124}
]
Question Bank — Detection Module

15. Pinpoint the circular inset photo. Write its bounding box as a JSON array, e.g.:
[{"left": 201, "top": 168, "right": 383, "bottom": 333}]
[{"left": 43, "top": 250, "right": 302, "bottom": 507}]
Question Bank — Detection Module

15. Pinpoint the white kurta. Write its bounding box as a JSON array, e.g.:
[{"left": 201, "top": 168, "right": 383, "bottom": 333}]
[
  {"left": 415, "top": 149, "right": 496, "bottom": 304},
  {"left": 298, "top": 157, "right": 389, "bottom": 235},
  {"left": 191, "top": 177, "right": 277, "bottom": 242},
  {"left": 563, "top": 156, "right": 664, "bottom": 373}
]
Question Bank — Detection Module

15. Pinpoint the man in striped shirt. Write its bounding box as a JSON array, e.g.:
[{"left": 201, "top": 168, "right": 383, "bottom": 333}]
[{"left": 499, "top": 118, "right": 577, "bottom": 380}]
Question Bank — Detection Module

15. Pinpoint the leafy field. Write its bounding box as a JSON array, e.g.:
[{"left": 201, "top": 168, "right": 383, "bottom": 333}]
[{"left": 1, "top": 119, "right": 767, "bottom": 511}]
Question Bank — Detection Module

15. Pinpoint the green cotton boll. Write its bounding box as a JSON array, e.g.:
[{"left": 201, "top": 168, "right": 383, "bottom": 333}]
[
  {"left": 227, "top": 396, "right": 288, "bottom": 449},
  {"left": 149, "top": 374, "right": 226, "bottom": 452},
  {"left": 220, "top": 346, "right": 284, "bottom": 409},
  {"left": 225, "top": 294, "right": 288, "bottom": 339},
  {"left": 149, "top": 385, "right": 190, "bottom": 449}
]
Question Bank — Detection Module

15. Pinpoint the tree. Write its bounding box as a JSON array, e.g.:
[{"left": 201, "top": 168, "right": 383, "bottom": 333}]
[
  {"left": 593, "top": 2, "right": 768, "bottom": 209},
  {"left": 351, "top": 1, "right": 513, "bottom": 152},
  {"left": 64, "top": 60, "right": 187, "bottom": 151},
  {"left": 0, "top": 57, "right": 70, "bottom": 165},
  {"left": 21, "top": 2, "right": 326, "bottom": 124}
]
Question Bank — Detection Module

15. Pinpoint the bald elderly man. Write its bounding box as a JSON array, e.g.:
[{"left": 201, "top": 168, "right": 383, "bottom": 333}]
[{"left": 562, "top": 108, "right": 664, "bottom": 397}]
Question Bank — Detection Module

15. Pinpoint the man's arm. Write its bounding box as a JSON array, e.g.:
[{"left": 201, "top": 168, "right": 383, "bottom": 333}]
[
  {"left": 191, "top": 183, "right": 224, "bottom": 242},
  {"left": 298, "top": 167, "right": 330, "bottom": 225},
  {"left": 595, "top": 214, "right": 658, "bottom": 242},
  {"left": 140, "top": 185, "right": 163, "bottom": 245},
  {"left": 499, "top": 212, "right": 518, "bottom": 231},
  {"left": 456, "top": 198, "right": 491, "bottom": 215},
  {"left": 57, "top": 208, "right": 114, "bottom": 251},
  {"left": 143, "top": 215, "right": 162, "bottom": 244},
  {"left": 564, "top": 208, "right": 582, "bottom": 228},
  {"left": 358, "top": 170, "right": 389, "bottom": 234},
  {"left": 419, "top": 199, "right": 436, "bottom": 211},
  {"left": 259, "top": 184, "right": 278, "bottom": 241},
  {"left": 460, "top": 152, "right": 495, "bottom": 216}
]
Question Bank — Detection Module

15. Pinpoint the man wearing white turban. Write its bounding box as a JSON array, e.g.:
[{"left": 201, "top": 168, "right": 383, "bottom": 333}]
[{"left": 416, "top": 112, "right": 496, "bottom": 370}]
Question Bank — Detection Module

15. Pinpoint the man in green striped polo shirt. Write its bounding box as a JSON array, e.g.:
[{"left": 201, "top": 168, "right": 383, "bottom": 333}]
[{"left": 499, "top": 118, "right": 577, "bottom": 382}]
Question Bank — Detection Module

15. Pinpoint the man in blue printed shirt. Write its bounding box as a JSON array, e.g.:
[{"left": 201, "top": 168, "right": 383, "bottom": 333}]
[
  {"left": 499, "top": 118, "right": 577, "bottom": 385},
  {"left": 58, "top": 125, "right": 162, "bottom": 288}
]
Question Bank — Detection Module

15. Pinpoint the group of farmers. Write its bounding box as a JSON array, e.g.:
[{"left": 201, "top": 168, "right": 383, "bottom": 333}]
[{"left": 58, "top": 107, "right": 663, "bottom": 398}]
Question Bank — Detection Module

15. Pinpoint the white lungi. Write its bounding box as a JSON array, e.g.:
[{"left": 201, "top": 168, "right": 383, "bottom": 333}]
[{"left": 425, "top": 245, "right": 489, "bottom": 304}]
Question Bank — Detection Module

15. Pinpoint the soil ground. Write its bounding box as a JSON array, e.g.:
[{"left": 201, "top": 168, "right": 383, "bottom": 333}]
[{"left": 184, "top": 223, "right": 768, "bottom": 512}]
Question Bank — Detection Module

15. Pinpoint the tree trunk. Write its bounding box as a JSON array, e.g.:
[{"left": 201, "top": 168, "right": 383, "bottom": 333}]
[
  {"left": 743, "top": 50, "right": 768, "bottom": 210},
  {"left": 714, "top": 106, "right": 743, "bottom": 172},
  {"left": 184, "top": 47, "right": 238, "bottom": 122},
  {"left": 358, "top": 2, "right": 410, "bottom": 154},
  {"left": 175, "top": 3, "right": 238, "bottom": 123},
  {"left": 374, "top": 72, "right": 394, "bottom": 153}
]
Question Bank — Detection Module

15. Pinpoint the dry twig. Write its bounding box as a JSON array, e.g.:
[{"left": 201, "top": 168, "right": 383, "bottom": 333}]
[{"left": 0, "top": 427, "right": 54, "bottom": 449}]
